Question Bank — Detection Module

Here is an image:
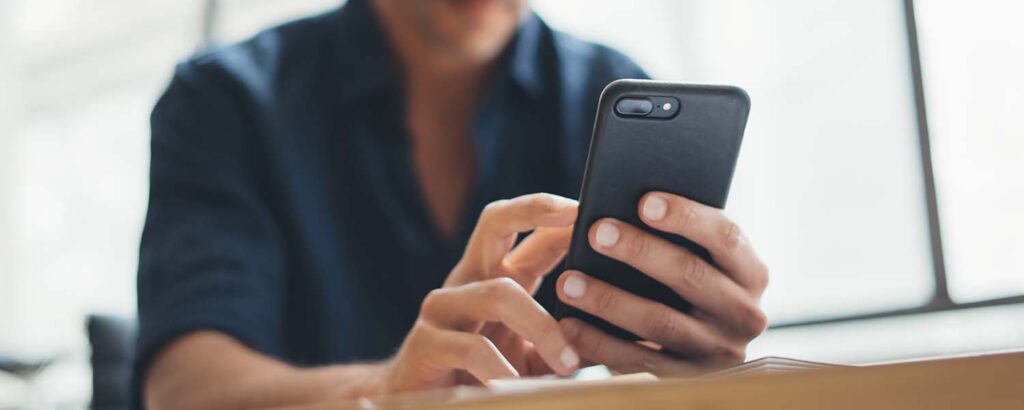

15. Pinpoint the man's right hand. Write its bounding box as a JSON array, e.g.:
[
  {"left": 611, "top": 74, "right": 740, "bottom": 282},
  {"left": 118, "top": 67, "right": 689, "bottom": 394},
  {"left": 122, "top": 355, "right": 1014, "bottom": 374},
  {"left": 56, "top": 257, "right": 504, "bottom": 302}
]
[
  {"left": 146, "top": 194, "right": 583, "bottom": 409},
  {"left": 377, "top": 193, "right": 582, "bottom": 395}
]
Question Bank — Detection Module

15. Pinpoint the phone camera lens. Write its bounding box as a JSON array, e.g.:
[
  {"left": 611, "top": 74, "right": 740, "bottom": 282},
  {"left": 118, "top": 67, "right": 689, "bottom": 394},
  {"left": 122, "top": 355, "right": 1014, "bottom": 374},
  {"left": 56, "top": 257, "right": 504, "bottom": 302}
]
[{"left": 615, "top": 98, "right": 654, "bottom": 116}]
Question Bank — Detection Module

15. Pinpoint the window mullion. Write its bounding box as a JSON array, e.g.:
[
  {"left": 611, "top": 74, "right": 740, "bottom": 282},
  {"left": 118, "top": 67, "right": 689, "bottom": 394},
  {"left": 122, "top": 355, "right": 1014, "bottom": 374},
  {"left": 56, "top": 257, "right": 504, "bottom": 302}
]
[{"left": 903, "top": 0, "right": 951, "bottom": 308}]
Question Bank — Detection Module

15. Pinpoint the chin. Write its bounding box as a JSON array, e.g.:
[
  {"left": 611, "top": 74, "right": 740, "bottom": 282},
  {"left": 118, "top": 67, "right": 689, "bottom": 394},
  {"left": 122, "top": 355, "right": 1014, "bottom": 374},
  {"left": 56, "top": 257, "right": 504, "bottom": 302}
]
[
  {"left": 430, "top": 0, "right": 526, "bottom": 64},
  {"left": 443, "top": 0, "right": 523, "bottom": 23},
  {"left": 446, "top": 33, "right": 513, "bottom": 63}
]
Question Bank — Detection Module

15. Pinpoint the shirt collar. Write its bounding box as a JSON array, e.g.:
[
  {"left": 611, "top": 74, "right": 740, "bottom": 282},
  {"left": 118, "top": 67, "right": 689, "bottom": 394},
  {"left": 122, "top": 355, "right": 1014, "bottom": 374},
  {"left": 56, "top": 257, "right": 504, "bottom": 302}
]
[
  {"left": 331, "top": 0, "right": 548, "bottom": 103},
  {"left": 505, "top": 13, "right": 547, "bottom": 100},
  {"left": 332, "top": 0, "right": 401, "bottom": 103}
]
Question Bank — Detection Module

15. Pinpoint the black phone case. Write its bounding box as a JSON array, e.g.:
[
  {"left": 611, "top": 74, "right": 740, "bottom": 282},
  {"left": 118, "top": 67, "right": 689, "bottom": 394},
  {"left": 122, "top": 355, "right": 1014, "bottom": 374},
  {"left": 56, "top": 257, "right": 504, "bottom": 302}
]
[{"left": 556, "top": 80, "right": 750, "bottom": 341}]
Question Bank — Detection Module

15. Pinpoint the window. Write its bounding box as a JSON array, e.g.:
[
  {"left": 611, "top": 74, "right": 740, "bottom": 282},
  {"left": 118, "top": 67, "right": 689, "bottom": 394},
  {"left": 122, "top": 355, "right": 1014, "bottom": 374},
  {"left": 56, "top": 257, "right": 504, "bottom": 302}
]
[
  {"left": 915, "top": 0, "right": 1024, "bottom": 302},
  {"left": 0, "top": 1, "right": 335, "bottom": 406},
  {"left": 1, "top": 0, "right": 338, "bottom": 357},
  {"left": 3, "top": 0, "right": 198, "bottom": 356}
]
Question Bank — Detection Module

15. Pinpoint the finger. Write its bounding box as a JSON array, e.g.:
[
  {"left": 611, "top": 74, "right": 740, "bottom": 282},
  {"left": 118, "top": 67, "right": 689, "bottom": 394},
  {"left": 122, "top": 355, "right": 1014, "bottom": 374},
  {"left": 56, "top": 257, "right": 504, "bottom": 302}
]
[
  {"left": 451, "top": 193, "right": 578, "bottom": 287},
  {"left": 501, "top": 226, "right": 573, "bottom": 293},
  {"left": 587, "top": 219, "right": 766, "bottom": 336},
  {"left": 557, "top": 271, "right": 748, "bottom": 359},
  {"left": 421, "top": 278, "right": 581, "bottom": 375},
  {"left": 638, "top": 192, "right": 768, "bottom": 293},
  {"left": 559, "top": 318, "right": 700, "bottom": 375},
  {"left": 409, "top": 323, "right": 519, "bottom": 384},
  {"left": 525, "top": 349, "right": 554, "bottom": 376},
  {"left": 481, "top": 323, "right": 535, "bottom": 375}
]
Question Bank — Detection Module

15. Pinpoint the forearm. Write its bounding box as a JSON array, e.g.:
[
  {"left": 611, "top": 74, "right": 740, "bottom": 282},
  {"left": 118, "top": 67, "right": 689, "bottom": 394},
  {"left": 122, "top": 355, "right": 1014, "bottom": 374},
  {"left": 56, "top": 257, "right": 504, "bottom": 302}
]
[{"left": 145, "top": 331, "right": 386, "bottom": 410}]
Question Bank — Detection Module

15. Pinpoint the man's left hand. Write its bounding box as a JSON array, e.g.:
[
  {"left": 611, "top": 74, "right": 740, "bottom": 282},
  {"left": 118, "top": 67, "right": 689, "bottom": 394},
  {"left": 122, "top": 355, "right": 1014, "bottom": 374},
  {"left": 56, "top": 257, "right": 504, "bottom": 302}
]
[{"left": 555, "top": 191, "right": 769, "bottom": 374}]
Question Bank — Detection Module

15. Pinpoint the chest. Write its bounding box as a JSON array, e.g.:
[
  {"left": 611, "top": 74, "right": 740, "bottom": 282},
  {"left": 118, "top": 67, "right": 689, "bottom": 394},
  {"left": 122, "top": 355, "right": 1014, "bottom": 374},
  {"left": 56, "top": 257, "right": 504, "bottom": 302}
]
[{"left": 406, "top": 104, "right": 478, "bottom": 240}]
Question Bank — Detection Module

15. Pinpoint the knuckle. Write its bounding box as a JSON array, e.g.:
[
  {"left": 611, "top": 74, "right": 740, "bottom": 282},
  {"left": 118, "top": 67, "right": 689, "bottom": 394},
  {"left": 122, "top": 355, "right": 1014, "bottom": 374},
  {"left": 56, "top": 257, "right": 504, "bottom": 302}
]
[
  {"left": 562, "top": 321, "right": 581, "bottom": 344},
  {"left": 586, "top": 330, "right": 609, "bottom": 359},
  {"left": 676, "top": 256, "right": 707, "bottom": 289},
  {"left": 499, "top": 260, "right": 527, "bottom": 281},
  {"left": 483, "top": 277, "right": 524, "bottom": 302},
  {"left": 719, "top": 220, "right": 744, "bottom": 254},
  {"left": 594, "top": 288, "right": 618, "bottom": 316},
  {"left": 525, "top": 193, "right": 557, "bottom": 212},
  {"left": 716, "top": 340, "right": 749, "bottom": 362},
  {"left": 448, "top": 260, "right": 469, "bottom": 284},
  {"left": 647, "top": 309, "right": 680, "bottom": 342},
  {"left": 496, "top": 276, "right": 523, "bottom": 292},
  {"left": 737, "top": 301, "right": 768, "bottom": 338},
  {"left": 407, "top": 320, "right": 434, "bottom": 345},
  {"left": 675, "top": 203, "right": 698, "bottom": 231},
  {"left": 480, "top": 199, "right": 509, "bottom": 222},
  {"left": 718, "top": 343, "right": 746, "bottom": 363},
  {"left": 639, "top": 349, "right": 662, "bottom": 373},
  {"left": 459, "top": 335, "right": 491, "bottom": 362},
  {"left": 627, "top": 232, "right": 652, "bottom": 260},
  {"left": 755, "top": 262, "right": 770, "bottom": 292},
  {"left": 487, "top": 256, "right": 513, "bottom": 279},
  {"left": 483, "top": 199, "right": 509, "bottom": 213},
  {"left": 420, "top": 289, "right": 445, "bottom": 317}
]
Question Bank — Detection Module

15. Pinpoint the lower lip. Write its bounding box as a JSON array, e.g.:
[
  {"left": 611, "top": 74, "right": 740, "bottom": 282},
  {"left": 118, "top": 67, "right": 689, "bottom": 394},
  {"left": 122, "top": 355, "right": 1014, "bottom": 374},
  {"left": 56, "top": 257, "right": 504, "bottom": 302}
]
[{"left": 448, "top": 0, "right": 503, "bottom": 18}]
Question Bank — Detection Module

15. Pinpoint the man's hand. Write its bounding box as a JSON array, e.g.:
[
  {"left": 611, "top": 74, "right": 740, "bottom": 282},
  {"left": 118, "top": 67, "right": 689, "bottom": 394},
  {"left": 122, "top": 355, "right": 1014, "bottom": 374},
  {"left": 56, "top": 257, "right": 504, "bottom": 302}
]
[
  {"left": 144, "top": 193, "right": 582, "bottom": 409},
  {"left": 556, "top": 191, "right": 768, "bottom": 374},
  {"left": 380, "top": 193, "right": 582, "bottom": 394}
]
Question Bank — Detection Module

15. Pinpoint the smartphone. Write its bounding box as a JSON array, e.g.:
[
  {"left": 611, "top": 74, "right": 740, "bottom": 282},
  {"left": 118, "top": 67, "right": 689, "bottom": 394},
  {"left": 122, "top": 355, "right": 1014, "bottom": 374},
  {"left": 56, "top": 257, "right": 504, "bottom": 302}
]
[{"left": 556, "top": 79, "right": 750, "bottom": 340}]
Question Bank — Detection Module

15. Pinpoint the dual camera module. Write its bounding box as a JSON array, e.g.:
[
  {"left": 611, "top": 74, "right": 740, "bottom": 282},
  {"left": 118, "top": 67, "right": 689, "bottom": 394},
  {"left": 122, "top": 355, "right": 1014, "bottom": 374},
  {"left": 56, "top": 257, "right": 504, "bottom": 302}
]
[{"left": 614, "top": 96, "right": 680, "bottom": 119}]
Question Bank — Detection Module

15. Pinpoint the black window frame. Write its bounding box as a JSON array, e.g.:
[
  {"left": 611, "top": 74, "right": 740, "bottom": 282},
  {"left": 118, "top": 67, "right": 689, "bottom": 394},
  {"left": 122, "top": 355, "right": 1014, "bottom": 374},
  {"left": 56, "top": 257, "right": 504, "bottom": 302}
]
[{"left": 775, "top": 0, "right": 1024, "bottom": 329}]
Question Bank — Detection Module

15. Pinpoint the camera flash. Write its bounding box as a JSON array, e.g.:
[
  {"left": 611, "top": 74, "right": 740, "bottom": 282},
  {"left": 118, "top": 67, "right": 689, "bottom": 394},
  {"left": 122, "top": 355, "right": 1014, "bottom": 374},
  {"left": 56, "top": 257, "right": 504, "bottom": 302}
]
[{"left": 662, "top": 103, "right": 672, "bottom": 111}]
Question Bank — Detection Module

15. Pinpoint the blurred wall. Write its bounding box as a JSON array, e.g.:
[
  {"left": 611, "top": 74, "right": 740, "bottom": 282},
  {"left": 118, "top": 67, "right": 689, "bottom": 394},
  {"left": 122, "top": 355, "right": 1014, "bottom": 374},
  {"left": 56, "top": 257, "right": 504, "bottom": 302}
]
[{"left": 1, "top": 0, "right": 16, "bottom": 338}]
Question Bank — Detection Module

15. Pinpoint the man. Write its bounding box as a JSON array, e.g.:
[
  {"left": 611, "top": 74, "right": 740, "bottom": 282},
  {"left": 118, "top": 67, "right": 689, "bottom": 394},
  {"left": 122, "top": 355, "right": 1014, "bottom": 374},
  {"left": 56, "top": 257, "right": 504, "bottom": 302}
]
[{"left": 136, "top": 0, "right": 769, "bottom": 408}]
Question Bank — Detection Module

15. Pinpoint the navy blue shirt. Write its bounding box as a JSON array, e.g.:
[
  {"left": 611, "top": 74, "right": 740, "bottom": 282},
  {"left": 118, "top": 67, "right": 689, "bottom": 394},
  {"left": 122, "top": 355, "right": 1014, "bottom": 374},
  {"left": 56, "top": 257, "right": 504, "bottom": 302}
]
[{"left": 135, "top": 0, "right": 646, "bottom": 402}]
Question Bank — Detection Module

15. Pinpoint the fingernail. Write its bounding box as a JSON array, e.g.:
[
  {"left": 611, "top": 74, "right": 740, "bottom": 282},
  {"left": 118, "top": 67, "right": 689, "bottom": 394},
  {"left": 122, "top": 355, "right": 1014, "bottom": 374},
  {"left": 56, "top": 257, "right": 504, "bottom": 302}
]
[
  {"left": 563, "top": 273, "right": 587, "bottom": 298},
  {"left": 643, "top": 195, "right": 667, "bottom": 221},
  {"left": 595, "top": 222, "right": 619, "bottom": 248},
  {"left": 560, "top": 346, "right": 580, "bottom": 370}
]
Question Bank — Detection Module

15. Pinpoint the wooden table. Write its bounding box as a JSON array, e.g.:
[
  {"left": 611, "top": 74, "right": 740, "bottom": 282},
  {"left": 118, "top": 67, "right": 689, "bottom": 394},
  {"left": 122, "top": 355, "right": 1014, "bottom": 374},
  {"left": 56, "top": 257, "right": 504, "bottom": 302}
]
[{"left": 294, "top": 351, "right": 1024, "bottom": 409}]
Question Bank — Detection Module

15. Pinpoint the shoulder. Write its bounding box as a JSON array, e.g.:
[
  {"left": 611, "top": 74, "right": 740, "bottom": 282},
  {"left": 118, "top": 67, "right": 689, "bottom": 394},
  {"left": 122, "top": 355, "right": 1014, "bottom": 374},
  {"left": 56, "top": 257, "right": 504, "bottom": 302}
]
[
  {"left": 547, "top": 26, "right": 650, "bottom": 85},
  {"left": 535, "top": 20, "right": 651, "bottom": 186},
  {"left": 160, "top": 9, "right": 339, "bottom": 114},
  {"left": 540, "top": 21, "right": 651, "bottom": 120}
]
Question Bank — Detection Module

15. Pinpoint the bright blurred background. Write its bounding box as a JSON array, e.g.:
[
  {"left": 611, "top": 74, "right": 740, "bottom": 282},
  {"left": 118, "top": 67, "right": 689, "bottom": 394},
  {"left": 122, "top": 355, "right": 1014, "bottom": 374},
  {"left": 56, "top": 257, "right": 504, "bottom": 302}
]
[{"left": 0, "top": 0, "right": 1022, "bottom": 408}]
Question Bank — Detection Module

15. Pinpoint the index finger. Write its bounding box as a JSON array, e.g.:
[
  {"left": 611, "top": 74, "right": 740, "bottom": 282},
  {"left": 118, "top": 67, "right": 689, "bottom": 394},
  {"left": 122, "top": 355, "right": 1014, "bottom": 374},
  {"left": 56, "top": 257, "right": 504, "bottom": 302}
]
[
  {"left": 637, "top": 192, "right": 767, "bottom": 292},
  {"left": 454, "top": 193, "right": 578, "bottom": 286},
  {"left": 501, "top": 225, "right": 574, "bottom": 293},
  {"left": 421, "top": 278, "right": 581, "bottom": 376}
]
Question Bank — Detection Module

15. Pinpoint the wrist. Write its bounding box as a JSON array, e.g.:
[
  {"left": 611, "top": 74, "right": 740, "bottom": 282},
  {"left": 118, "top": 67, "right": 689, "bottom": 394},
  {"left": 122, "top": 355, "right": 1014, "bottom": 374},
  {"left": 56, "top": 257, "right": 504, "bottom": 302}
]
[
  {"left": 352, "top": 360, "right": 394, "bottom": 399},
  {"left": 314, "top": 360, "right": 391, "bottom": 401},
  {"left": 364, "top": 358, "right": 394, "bottom": 399}
]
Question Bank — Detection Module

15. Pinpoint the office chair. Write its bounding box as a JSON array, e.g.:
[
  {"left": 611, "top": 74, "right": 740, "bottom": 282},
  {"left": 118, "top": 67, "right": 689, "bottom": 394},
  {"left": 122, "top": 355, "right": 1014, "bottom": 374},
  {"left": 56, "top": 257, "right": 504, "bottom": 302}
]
[{"left": 86, "top": 314, "right": 136, "bottom": 410}]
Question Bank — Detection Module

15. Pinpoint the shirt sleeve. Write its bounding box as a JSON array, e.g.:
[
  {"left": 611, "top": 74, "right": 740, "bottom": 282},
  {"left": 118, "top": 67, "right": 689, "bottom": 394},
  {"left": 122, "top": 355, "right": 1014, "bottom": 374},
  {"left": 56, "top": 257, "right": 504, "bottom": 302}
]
[{"left": 133, "top": 61, "right": 286, "bottom": 404}]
